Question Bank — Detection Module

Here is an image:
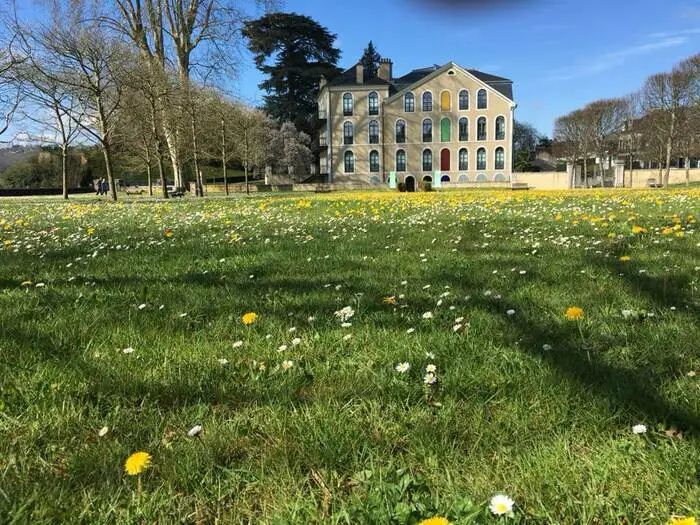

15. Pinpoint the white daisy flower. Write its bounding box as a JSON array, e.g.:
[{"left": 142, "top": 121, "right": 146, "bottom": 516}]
[
  {"left": 395, "top": 362, "right": 410, "bottom": 373},
  {"left": 122, "top": 347, "right": 135, "bottom": 354},
  {"left": 98, "top": 426, "right": 109, "bottom": 437},
  {"left": 187, "top": 424, "right": 203, "bottom": 437},
  {"left": 281, "top": 360, "right": 294, "bottom": 370},
  {"left": 291, "top": 337, "right": 301, "bottom": 346},
  {"left": 422, "top": 311, "right": 434, "bottom": 319},
  {"left": 632, "top": 424, "right": 647, "bottom": 434},
  {"left": 232, "top": 340, "right": 244, "bottom": 348},
  {"left": 489, "top": 494, "right": 515, "bottom": 516}
]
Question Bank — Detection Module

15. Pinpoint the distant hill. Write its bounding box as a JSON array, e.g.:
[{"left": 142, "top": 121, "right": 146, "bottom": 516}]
[{"left": 0, "top": 146, "right": 42, "bottom": 173}]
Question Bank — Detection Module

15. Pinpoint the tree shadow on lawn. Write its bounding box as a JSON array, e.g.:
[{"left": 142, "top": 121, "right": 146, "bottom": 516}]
[{"left": 5, "top": 257, "right": 699, "bottom": 436}]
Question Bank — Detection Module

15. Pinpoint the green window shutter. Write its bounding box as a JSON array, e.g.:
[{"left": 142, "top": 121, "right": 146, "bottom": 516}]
[{"left": 441, "top": 118, "right": 451, "bottom": 142}]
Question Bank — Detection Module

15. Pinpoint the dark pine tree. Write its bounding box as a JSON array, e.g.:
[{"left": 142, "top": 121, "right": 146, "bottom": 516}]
[
  {"left": 360, "top": 41, "right": 381, "bottom": 78},
  {"left": 243, "top": 13, "right": 341, "bottom": 139}
]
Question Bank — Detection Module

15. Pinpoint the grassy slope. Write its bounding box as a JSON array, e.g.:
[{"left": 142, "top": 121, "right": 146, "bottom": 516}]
[{"left": 0, "top": 189, "right": 699, "bottom": 524}]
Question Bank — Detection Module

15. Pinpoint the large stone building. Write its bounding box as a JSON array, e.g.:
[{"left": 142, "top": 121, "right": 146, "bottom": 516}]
[{"left": 317, "top": 59, "right": 516, "bottom": 190}]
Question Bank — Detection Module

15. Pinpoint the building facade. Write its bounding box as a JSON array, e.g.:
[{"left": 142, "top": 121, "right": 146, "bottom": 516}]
[{"left": 317, "top": 59, "right": 516, "bottom": 189}]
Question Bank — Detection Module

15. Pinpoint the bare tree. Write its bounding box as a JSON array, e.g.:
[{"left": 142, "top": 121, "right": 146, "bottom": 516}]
[
  {"left": 583, "top": 98, "right": 627, "bottom": 185},
  {"left": 553, "top": 109, "right": 591, "bottom": 188},
  {"left": 105, "top": 0, "right": 276, "bottom": 189},
  {"left": 0, "top": 35, "right": 24, "bottom": 140},
  {"left": 37, "top": 23, "right": 132, "bottom": 201},
  {"left": 641, "top": 67, "right": 693, "bottom": 187}
]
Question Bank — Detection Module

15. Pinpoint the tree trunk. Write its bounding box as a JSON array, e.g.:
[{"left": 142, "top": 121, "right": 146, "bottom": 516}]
[
  {"left": 244, "top": 130, "right": 249, "bottom": 196},
  {"left": 102, "top": 144, "right": 117, "bottom": 202},
  {"left": 146, "top": 163, "right": 153, "bottom": 196},
  {"left": 221, "top": 117, "right": 229, "bottom": 196},
  {"left": 190, "top": 111, "right": 203, "bottom": 197},
  {"left": 583, "top": 157, "right": 588, "bottom": 188},
  {"left": 663, "top": 112, "right": 675, "bottom": 188},
  {"left": 686, "top": 157, "right": 690, "bottom": 186},
  {"left": 61, "top": 147, "right": 68, "bottom": 200},
  {"left": 157, "top": 153, "right": 168, "bottom": 199}
]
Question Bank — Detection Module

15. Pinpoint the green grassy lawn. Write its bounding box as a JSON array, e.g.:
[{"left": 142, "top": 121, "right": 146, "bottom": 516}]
[{"left": 1, "top": 189, "right": 699, "bottom": 524}]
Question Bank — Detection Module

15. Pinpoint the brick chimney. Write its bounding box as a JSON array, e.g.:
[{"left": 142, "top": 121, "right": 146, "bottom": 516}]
[
  {"left": 355, "top": 63, "right": 364, "bottom": 84},
  {"left": 378, "top": 58, "right": 393, "bottom": 82}
]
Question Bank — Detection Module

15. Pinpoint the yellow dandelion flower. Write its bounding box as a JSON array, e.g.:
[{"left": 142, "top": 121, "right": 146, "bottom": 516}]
[
  {"left": 662, "top": 227, "right": 674, "bottom": 235},
  {"left": 565, "top": 306, "right": 584, "bottom": 321},
  {"left": 124, "top": 451, "right": 152, "bottom": 475},
  {"left": 418, "top": 518, "right": 450, "bottom": 525},
  {"left": 87, "top": 227, "right": 95, "bottom": 235},
  {"left": 619, "top": 256, "right": 631, "bottom": 262},
  {"left": 20, "top": 280, "right": 33, "bottom": 287},
  {"left": 242, "top": 312, "right": 258, "bottom": 325},
  {"left": 675, "top": 231, "right": 685, "bottom": 238},
  {"left": 383, "top": 296, "right": 397, "bottom": 305},
  {"left": 632, "top": 225, "right": 647, "bottom": 234},
  {"left": 164, "top": 228, "right": 174, "bottom": 238},
  {"left": 667, "top": 517, "right": 696, "bottom": 525}
]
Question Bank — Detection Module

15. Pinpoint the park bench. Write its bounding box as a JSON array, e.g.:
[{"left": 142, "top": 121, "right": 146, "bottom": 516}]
[
  {"left": 125, "top": 187, "right": 144, "bottom": 195},
  {"left": 170, "top": 189, "right": 186, "bottom": 198},
  {"left": 647, "top": 178, "right": 662, "bottom": 188},
  {"left": 511, "top": 182, "right": 530, "bottom": 191}
]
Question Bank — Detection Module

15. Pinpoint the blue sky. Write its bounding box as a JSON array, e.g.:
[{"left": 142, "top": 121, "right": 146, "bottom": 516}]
[{"left": 232, "top": 0, "right": 700, "bottom": 135}]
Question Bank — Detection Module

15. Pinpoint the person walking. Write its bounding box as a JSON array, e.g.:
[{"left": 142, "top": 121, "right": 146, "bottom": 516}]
[{"left": 95, "top": 177, "right": 104, "bottom": 195}]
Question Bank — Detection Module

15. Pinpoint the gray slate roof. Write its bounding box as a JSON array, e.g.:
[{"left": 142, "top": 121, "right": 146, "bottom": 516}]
[{"left": 326, "top": 63, "right": 514, "bottom": 101}]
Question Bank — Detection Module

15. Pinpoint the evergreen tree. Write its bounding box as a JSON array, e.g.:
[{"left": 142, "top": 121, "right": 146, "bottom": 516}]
[
  {"left": 243, "top": 13, "right": 341, "bottom": 138},
  {"left": 360, "top": 41, "right": 381, "bottom": 78}
]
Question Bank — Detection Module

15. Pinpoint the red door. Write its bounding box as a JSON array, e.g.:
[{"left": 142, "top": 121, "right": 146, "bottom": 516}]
[{"left": 440, "top": 149, "right": 450, "bottom": 172}]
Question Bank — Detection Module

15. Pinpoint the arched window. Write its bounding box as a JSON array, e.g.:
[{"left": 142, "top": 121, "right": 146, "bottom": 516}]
[
  {"left": 404, "top": 92, "right": 415, "bottom": 112},
  {"left": 441, "top": 91, "right": 451, "bottom": 111},
  {"left": 476, "top": 173, "right": 488, "bottom": 182},
  {"left": 477, "top": 89, "right": 487, "bottom": 109},
  {"left": 396, "top": 149, "right": 406, "bottom": 172},
  {"left": 422, "top": 92, "right": 433, "bottom": 112},
  {"left": 422, "top": 149, "right": 433, "bottom": 172},
  {"left": 458, "top": 174, "right": 469, "bottom": 182},
  {"left": 477, "top": 117, "right": 487, "bottom": 140},
  {"left": 494, "top": 173, "right": 506, "bottom": 182},
  {"left": 459, "top": 117, "right": 469, "bottom": 141},
  {"left": 344, "top": 151, "right": 354, "bottom": 173},
  {"left": 459, "top": 148, "right": 469, "bottom": 171},
  {"left": 441, "top": 175, "right": 450, "bottom": 183},
  {"left": 369, "top": 120, "right": 379, "bottom": 144},
  {"left": 459, "top": 90, "right": 469, "bottom": 110},
  {"left": 495, "top": 147, "right": 505, "bottom": 170},
  {"left": 396, "top": 120, "right": 406, "bottom": 143},
  {"left": 343, "top": 93, "right": 353, "bottom": 116},
  {"left": 477, "top": 147, "right": 486, "bottom": 170},
  {"left": 440, "top": 148, "right": 450, "bottom": 171},
  {"left": 370, "top": 150, "right": 380, "bottom": 172},
  {"left": 343, "top": 121, "right": 353, "bottom": 145},
  {"left": 441, "top": 118, "right": 451, "bottom": 142},
  {"left": 368, "top": 92, "right": 379, "bottom": 116},
  {"left": 496, "top": 116, "right": 505, "bottom": 140},
  {"left": 423, "top": 119, "right": 433, "bottom": 142}
]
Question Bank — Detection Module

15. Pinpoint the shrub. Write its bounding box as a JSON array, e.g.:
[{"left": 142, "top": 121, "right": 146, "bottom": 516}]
[
  {"left": 398, "top": 182, "right": 406, "bottom": 192},
  {"left": 424, "top": 181, "right": 433, "bottom": 192}
]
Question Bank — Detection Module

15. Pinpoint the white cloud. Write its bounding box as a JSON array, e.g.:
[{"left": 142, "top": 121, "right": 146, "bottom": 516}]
[{"left": 548, "top": 36, "right": 690, "bottom": 81}]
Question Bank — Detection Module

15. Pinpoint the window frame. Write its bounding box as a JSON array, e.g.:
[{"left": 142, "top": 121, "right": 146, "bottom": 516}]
[
  {"left": 369, "top": 150, "right": 380, "bottom": 172},
  {"left": 369, "top": 120, "right": 380, "bottom": 144},
  {"left": 422, "top": 118, "right": 433, "bottom": 143},
  {"left": 404, "top": 92, "right": 415, "bottom": 113},
  {"left": 477, "top": 147, "right": 487, "bottom": 171},
  {"left": 343, "top": 93, "right": 353, "bottom": 116},
  {"left": 477, "top": 89, "right": 487, "bottom": 110},
  {"left": 344, "top": 150, "right": 355, "bottom": 173},
  {"left": 422, "top": 91, "right": 433, "bottom": 112},
  {"left": 495, "top": 115, "right": 506, "bottom": 140},
  {"left": 396, "top": 149, "right": 407, "bottom": 172},
  {"left": 395, "top": 119, "right": 407, "bottom": 144},
  {"left": 422, "top": 148, "right": 433, "bottom": 172},
  {"left": 459, "top": 148, "right": 469, "bottom": 171},
  {"left": 459, "top": 117, "right": 469, "bottom": 141},
  {"left": 477, "top": 117, "right": 487, "bottom": 141},
  {"left": 459, "top": 90, "right": 469, "bottom": 110},
  {"left": 368, "top": 92, "right": 379, "bottom": 116},
  {"left": 495, "top": 147, "right": 505, "bottom": 170},
  {"left": 343, "top": 121, "right": 354, "bottom": 145}
]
